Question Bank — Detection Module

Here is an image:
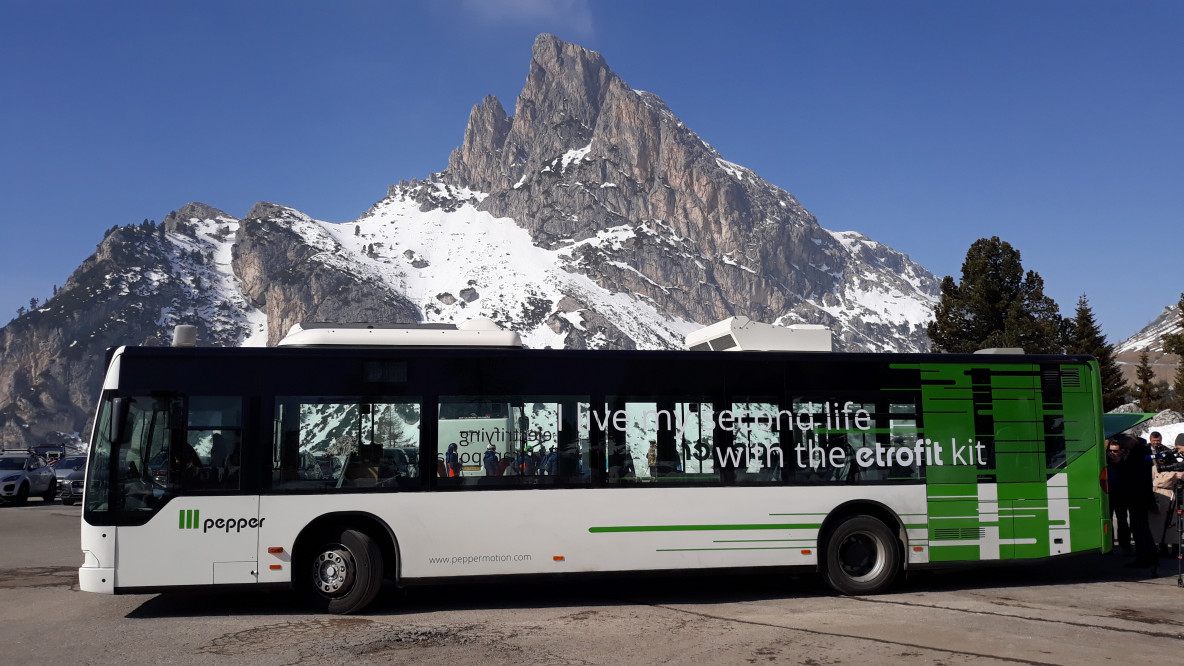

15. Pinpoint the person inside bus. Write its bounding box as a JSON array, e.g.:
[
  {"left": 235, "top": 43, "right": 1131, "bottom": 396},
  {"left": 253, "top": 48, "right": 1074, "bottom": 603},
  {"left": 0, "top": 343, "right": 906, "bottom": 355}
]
[
  {"left": 445, "top": 443, "right": 462, "bottom": 478},
  {"left": 513, "top": 447, "right": 537, "bottom": 476},
  {"left": 177, "top": 440, "right": 203, "bottom": 485},
  {"left": 544, "top": 446, "right": 558, "bottom": 476},
  {"left": 210, "top": 433, "right": 232, "bottom": 476},
  {"left": 221, "top": 438, "right": 241, "bottom": 488},
  {"left": 606, "top": 442, "right": 634, "bottom": 480},
  {"left": 483, "top": 443, "right": 501, "bottom": 476}
]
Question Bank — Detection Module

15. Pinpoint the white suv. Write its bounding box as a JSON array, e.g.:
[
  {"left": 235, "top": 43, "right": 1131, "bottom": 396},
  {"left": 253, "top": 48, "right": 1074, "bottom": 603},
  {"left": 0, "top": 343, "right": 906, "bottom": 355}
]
[{"left": 0, "top": 452, "right": 56, "bottom": 505}]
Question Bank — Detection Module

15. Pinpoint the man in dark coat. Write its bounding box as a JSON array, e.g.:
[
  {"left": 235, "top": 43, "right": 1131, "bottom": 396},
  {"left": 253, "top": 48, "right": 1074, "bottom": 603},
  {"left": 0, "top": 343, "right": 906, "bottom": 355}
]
[
  {"left": 1107, "top": 440, "right": 1130, "bottom": 552},
  {"left": 1114, "top": 433, "right": 1157, "bottom": 568}
]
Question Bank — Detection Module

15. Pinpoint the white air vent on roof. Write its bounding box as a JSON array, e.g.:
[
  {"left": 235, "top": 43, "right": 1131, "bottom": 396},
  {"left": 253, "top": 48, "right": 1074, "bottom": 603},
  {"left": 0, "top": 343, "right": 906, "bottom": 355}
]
[
  {"left": 277, "top": 320, "right": 523, "bottom": 348},
  {"left": 684, "top": 317, "right": 832, "bottom": 352}
]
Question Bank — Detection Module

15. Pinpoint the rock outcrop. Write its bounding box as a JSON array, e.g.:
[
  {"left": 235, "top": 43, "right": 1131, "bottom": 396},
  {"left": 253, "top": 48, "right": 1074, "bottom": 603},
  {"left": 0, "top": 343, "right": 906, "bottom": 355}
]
[{"left": 233, "top": 203, "right": 420, "bottom": 345}]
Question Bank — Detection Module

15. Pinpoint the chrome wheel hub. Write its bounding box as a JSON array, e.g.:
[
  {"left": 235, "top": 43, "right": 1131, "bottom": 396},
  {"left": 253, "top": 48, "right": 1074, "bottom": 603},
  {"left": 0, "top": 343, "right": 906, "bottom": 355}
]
[
  {"left": 314, "top": 548, "right": 354, "bottom": 596},
  {"left": 838, "top": 531, "right": 885, "bottom": 582}
]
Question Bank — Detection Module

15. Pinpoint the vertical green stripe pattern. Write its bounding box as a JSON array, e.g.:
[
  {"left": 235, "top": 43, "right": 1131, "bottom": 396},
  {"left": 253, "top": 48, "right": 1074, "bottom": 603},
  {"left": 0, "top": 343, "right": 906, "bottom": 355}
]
[{"left": 179, "top": 509, "right": 199, "bottom": 529}]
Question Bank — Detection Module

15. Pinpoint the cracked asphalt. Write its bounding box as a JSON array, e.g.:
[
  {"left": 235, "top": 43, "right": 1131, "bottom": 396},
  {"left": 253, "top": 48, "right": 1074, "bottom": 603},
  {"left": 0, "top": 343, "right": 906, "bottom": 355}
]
[{"left": 2, "top": 502, "right": 1181, "bottom": 664}]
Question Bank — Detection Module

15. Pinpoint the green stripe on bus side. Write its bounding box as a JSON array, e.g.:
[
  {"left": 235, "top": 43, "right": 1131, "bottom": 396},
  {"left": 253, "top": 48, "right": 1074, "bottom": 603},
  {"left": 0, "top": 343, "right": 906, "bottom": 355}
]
[
  {"left": 589, "top": 523, "right": 821, "bottom": 533},
  {"left": 656, "top": 547, "right": 799, "bottom": 552},
  {"left": 179, "top": 511, "right": 184, "bottom": 529},
  {"left": 712, "top": 539, "right": 814, "bottom": 543},
  {"left": 767, "top": 512, "right": 825, "bottom": 516}
]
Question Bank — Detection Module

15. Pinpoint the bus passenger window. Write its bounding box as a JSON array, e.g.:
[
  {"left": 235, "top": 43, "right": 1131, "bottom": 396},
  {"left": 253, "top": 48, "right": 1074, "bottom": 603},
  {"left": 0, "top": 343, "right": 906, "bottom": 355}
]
[
  {"left": 437, "top": 396, "right": 589, "bottom": 488},
  {"left": 605, "top": 399, "right": 725, "bottom": 485},
  {"left": 784, "top": 398, "right": 925, "bottom": 485},
  {"left": 271, "top": 397, "right": 421, "bottom": 493},
  {"left": 729, "top": 400, "right": 783, "bottom": 485},
  {"left": 182, "top": 397, "right": 243, "bottom": 492}
]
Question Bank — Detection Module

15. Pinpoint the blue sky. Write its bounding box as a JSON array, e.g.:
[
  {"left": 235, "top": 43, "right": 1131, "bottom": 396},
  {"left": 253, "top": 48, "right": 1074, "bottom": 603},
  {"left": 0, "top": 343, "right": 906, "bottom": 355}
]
[{"left": 2, "top": 0, "right": 1180, "bottom": 342}]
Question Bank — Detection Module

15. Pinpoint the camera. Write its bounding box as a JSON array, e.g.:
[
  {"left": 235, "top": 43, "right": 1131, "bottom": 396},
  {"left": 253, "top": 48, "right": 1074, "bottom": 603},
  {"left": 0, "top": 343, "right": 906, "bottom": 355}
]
[{"left": 1156, "top": 451, "right": 1184, "bottom": 473}]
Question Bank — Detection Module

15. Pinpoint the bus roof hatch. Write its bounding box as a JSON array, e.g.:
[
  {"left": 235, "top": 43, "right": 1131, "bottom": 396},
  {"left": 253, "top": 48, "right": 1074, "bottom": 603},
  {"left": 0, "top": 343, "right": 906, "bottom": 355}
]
[
  {"left": 277, "top": 318, "right": 523, "bottom": 348},
  {"left": 684, "top": 316, "right": 832, "bottom": 352}
]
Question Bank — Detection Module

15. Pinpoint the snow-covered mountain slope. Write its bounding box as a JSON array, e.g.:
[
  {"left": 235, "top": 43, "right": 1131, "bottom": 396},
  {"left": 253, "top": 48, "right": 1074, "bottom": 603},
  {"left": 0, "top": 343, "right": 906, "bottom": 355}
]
[
  {"left": 157, "top": 206, "right": 269, "bottom": 346},
  {"left": 1116, "top": 304, "right": 1181, "bottom": 354},
  {"left": 256, "top": 188, "right": 702, "bottom": 349}
]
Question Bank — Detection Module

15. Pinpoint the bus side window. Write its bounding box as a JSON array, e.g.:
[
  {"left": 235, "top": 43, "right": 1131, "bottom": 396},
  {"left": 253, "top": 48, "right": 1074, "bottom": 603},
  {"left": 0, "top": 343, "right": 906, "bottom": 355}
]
[
  {"left": 605, "top": 399, "right": 724, "bottom": 485},
  {"left": 183, "top": 397, "right": 243, "bottom": 492},
  {"left": 437, "top": 396, "right": 589, "bottom": 488},
  {"left": 729, "top": 400, "right": 783, "bottom": 485},
  {"left": 271, "top": 397, "right": 421, "bottom": 493}
]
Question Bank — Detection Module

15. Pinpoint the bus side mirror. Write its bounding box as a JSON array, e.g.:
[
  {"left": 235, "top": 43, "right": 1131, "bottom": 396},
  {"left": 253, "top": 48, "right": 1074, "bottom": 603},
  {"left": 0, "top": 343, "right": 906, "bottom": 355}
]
[{"left": 109, "top": 397, "right": 129, "bottom": 443}]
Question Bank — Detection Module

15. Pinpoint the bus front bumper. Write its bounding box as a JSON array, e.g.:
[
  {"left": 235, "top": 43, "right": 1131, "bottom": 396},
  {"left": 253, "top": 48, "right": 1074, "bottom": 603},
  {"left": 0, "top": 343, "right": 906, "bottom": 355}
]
[{"left": 80, "top": 550, "right": 114, "bottom": 593}]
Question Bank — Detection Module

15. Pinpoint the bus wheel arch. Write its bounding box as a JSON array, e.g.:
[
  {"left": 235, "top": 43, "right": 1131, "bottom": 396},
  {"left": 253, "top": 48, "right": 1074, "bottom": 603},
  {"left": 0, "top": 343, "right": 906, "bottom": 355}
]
[
  {"left": 293, "top": 512, "right": 399, "bottom": 614},
  {"left": 819, "top": 501, "right": 905, "bottom": 595}
]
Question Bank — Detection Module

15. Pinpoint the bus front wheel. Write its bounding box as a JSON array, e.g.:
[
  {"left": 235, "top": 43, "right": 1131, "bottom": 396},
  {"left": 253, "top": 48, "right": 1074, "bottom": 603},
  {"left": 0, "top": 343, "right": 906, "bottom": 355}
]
[
  {"left": 303, "top": 527, "right": 383, "bottom": 614},
  {"left": 822, "top": 515, "right": 899, "bottom": 595}
]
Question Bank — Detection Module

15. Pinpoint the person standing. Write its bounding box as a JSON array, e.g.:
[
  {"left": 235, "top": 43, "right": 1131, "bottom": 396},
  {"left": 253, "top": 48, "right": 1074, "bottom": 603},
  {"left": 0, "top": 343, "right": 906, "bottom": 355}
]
[
  {"left": 1152, "top": 434, "right": 1184, "bottom": 557},
  {"left": 483, "top": 444, "right": 500, "bottom": 477},
  {"left": 445, "top": 443, "right": 462, "bottom": 478},
  {"left": 1115, "top": 433, "right": 1157, "bottom": 569},
  {"left": 1149, "top": 432, "right": 1169, "bottom": 459},
  {"left": 1107, "top": 440, "right": 1131, "bottom": 553}
]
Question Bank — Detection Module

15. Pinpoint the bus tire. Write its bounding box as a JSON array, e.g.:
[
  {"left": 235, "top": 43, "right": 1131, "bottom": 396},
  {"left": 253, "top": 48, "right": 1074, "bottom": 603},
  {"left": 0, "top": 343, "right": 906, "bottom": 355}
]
[
  {"left": 303, "top": 527, "right": 384, "bottom": 614},
  {"left": 822, "top": 515, "right": 899, "bottom": 595}
]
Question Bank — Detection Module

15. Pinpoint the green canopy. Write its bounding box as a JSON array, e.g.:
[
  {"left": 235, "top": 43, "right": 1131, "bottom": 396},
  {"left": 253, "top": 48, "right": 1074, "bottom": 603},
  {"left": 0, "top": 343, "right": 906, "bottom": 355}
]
[{"left": 1102, "top": 412, "right": 1157, "bottom": 439}]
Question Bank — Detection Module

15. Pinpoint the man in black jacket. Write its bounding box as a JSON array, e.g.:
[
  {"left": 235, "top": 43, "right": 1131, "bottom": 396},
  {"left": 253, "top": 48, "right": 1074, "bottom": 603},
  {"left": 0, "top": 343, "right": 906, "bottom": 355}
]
[{"left": 1114, "top": 433, "right": 1158, "bottom": 568}]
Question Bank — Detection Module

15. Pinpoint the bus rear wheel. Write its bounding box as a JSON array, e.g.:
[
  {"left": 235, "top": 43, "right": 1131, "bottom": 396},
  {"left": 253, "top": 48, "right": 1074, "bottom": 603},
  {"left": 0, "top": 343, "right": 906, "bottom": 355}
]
[
  {"left": 303, "top": 527, "right": 383, "bottom": 614},
  {"left": 823, "top": 515, "right": 899, "bottom": 595}
]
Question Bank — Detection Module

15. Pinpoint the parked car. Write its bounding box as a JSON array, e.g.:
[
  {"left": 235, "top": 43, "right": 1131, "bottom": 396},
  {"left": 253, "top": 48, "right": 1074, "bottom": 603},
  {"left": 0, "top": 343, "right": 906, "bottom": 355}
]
[
  {"left": 53, "top": 455, "right": 88, "bottom": 506},
  {"left": 0, "top": 451, "right": 56, "bottom": 505}
]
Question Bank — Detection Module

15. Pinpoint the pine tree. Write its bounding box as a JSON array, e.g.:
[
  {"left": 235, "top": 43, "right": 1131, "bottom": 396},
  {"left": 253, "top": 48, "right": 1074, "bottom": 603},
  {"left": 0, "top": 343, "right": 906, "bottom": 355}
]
[
  {"left": 1133, "top": 351, "right": 1164, "bottom": 412},
  {"left": 29, "top": 297, "right": 38, "bottom": 310},
  {"left": 1065, "top": 294, "right": 1127, "bottom": 411},
  {"left": 927, "top": 237, "right": 1064, "bottom": 353},
  {"left": 1161, "top": 292, "right": 1184, "bottom": 411}
]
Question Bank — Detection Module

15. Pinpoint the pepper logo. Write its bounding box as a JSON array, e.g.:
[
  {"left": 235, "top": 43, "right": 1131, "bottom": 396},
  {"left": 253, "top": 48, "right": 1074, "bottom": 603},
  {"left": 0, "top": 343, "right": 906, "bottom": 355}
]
[
  {"left": 179, "top": 509, "right": 200, "bottom": 529},
  {"left": 177, "top": 508, "right": 265, "bottom": 533}
]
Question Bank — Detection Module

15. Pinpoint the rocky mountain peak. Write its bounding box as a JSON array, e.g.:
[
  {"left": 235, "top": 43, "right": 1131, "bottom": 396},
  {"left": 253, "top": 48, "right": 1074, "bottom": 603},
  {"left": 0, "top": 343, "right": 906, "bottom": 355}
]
[
  {"left": 447, "top": 95, "right": 512, "bottom": 192},
  {"left": 434, "top": 34, "right": 938, "bottom": 345},
  {"left": 245, "top": 201, "right": 304, "bottom": 221},
  {"left": 162, "top": 202, "right": 232, "bottom": 236},
  {"left": 447, "top": 34, "right": 618, "bottom": 194}
]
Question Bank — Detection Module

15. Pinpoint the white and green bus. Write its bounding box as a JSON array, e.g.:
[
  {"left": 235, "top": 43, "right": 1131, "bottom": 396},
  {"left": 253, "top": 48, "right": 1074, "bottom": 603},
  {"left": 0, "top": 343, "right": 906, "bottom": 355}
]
[{"left": 79, "top": 322, "right": 1113, "bottom": 613}]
